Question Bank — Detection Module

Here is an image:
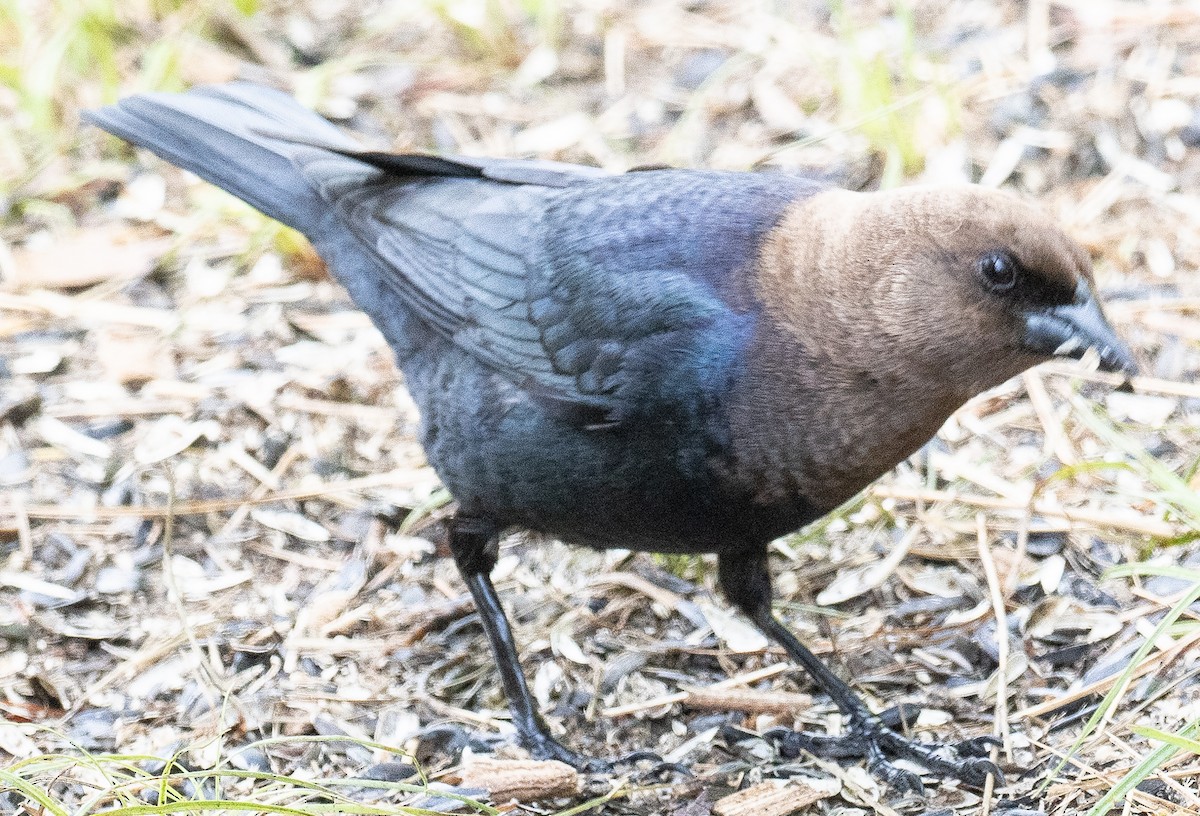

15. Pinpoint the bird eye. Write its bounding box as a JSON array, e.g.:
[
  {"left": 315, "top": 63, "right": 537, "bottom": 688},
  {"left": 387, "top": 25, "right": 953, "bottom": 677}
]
[{"left": 979, "top": 252, "right": 1019, "bottom": 292}]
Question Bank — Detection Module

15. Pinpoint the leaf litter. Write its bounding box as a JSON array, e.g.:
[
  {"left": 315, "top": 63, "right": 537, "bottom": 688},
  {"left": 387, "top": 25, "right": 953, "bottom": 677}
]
[{"left": 2, "top": 1, "right": 1200, "bottom": 814}]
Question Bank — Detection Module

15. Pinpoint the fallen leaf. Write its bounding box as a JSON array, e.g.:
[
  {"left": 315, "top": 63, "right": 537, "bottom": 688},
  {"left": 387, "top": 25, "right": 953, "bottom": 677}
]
[
  {"left": 252, "top": 508, "right": 332, "bottom": 543},
  {"left": 698, "top": 600, "right": 768, "bottom": 652},
  {"left": 9, "top": 225, "right": 168, "bottom": 291},
  {"left": 96, "top": 325, "right": 174, "bottom": 385}
]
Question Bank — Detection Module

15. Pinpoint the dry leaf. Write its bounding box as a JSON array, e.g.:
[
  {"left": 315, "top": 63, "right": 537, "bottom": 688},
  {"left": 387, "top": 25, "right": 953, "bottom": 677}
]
[
  {"left": 456, "top": 757, "right": 579, "bottom": 801},
  {"left": 1105, "top": 391, "right": 1178, "bottom": 426},
  {"left": 698, "top": 600, "right": 768, "bottom": 652},
  {"left": 550, "top": 610, "right": 590, "bottom": 665},
  {"left": 36, "top": 416, "right": 111, "bottom": 459},
  {"left": 816, "top": 528, "right": 916, "bottom": 605},
  {"left": 8, "top": 225, "right": 168, "bottom": 291},
  {"left": 10, "top": 345, "right": 65, "bottom": 375},
  {"left": 0, "top": 722, "right": 39, "bottom": 759},
  {"left": 134, "top": 416, "right": 216, "bottom": 463},
  {"left": 96, "top": 325, "right": 174, "bottom": 385},
  {"left": 252, "top": 509, "right": 332, "bottom": 543}
]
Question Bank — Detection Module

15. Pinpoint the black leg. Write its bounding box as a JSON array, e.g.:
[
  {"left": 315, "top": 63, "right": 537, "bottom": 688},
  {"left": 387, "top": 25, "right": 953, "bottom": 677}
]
[
  {"left": 447, "top": 517, "right": 689, "bottom": 779},
  {"left": 447, "top": 516, "right": 595, "bottom": 768},
  {"left": 718, "top": 548, "right": 1003, "bottom": 794}
]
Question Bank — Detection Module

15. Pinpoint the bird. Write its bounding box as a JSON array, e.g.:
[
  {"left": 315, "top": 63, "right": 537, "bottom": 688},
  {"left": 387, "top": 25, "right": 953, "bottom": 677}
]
[{"left": 86, "top": 82, "right": 1138, "bottom": 795}]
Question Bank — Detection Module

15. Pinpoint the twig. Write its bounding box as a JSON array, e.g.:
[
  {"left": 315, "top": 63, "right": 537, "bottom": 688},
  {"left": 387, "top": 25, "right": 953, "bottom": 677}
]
[
  {"left": 160, "top": 464, "right": 225, "bottom": 711},
  {"left": 1016, "top": 627, "right": 1200, "bottom": 719},
  {"left": 602, "top": 663, "right": 793, "bottom": 718},
  {"left": 1023, "top": 370, "right": 1076, "bottom": 465},
  {"left": 0, "top": 468, "right": 430, "bottom": 519},
  {"left": 977, "top": 512, "right": 1010, "bottom": 816},
  {"left": 588, "top": 571, "right": 686, "bottom": 614},
  {"left": 0, "top": 289, "right": 178, "bottom": 330},
  {"left": 872, "top": 485, "right": 1178, "bottom": 539},
  {"left": 1042, "top": 364, "right": 1200, "bottom": 399},
  {"left": 679, "top": 686, "right": 813, "bottom": 716},
  {"left": 218, "top": 443, "right": 300, "bottom": 538},
  {"left": 273, "top": 391, "right": 399, "bottom": 423},
  {"left": 44, "top": 399, "right": 195, "bottom": 419}
]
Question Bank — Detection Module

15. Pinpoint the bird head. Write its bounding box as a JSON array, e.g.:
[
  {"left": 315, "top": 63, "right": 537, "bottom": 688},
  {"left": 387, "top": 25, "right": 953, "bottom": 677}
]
[{"left": 764, "top": 186, "right": 1138, "bottom": 400}]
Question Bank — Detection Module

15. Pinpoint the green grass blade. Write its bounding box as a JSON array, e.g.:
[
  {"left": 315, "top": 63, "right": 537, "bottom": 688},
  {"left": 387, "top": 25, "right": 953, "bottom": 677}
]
[
  {"left": 1072, "top": 397, "right": 1200, "bottom": 532},
  {"left": 1084, "top": 718, "right": 1200, "bottom": 816},
  {"left": 1044, "top": 568, "right": 1200, "bottom": 788},
  {"left": 1131, "top": 724, "right": 1200, "bottom": 756},
  {"left": 0, "top": 768, "right": 72, "bottom": 816}
]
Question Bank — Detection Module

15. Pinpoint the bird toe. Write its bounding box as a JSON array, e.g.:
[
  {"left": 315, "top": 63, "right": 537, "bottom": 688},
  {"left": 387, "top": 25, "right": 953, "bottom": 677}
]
[
  {"left": 954, "top": 734, "right": 1004, "bottom": 758},
  {"left": 764, "top": 718, "right": 1004, "bottom": 793}
]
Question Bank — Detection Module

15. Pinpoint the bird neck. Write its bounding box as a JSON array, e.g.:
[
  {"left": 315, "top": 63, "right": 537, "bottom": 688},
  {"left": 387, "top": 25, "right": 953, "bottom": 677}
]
[{"left": 722, "top": 323, "right": 966, "bottom": 516}]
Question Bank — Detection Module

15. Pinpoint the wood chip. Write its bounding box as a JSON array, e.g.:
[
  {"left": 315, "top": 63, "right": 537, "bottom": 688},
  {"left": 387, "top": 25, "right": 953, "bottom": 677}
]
[
  {"left": 682, "top": 685, "right": 812, "bottom": 715},
  {"left": 712, "top": 779, "right": 837, "bottom": 816},
  {"left": 455, "top": 757, "right": 579, "bottom": 801}
]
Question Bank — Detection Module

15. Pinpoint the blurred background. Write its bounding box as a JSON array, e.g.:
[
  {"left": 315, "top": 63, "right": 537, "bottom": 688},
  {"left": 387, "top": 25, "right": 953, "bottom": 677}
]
[
  {"left": 2, "top": 2, "right": 1200, "bottom": 815},
  {"left": 5, "top": 0, "right": 1200, "bottom": 279}
]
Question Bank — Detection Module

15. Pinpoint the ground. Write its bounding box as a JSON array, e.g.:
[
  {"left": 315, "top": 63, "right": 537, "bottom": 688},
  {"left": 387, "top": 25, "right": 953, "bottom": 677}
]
[{"left": 2, "top": 1, "right": 1200, "bottom": 814}]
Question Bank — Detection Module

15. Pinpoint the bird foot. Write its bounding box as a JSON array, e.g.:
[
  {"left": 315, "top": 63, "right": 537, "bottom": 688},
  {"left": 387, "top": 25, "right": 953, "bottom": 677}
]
[
  {"left": 765, "top": 718, "right": 1004, "bottom": 795},
  {"left": 527, "top": 738, "right": 689, "bottom": 780}
]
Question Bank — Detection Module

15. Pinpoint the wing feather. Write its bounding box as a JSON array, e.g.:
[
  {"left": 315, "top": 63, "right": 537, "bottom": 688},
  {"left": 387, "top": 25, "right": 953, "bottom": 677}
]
[{"left": 297, "top": 156, "right": 818, "bottom": 424}]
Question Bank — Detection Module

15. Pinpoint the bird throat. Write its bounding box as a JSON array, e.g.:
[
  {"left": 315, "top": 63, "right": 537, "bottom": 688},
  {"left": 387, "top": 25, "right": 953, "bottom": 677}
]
[{"left": 723, "top": 321, "right": 966, "bottom": 517}]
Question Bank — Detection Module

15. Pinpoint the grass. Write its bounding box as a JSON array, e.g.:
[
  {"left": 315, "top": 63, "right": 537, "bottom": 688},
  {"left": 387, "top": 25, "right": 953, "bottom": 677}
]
[
  {"left": 1070, "top": 397, "right": 1200, "bottom": 539},
  {"left": 823, "top": 0, "right": 958, "bottom": 185},
  {"left": 0, "top": 733, "right": 645, "bottom": 815},
  {"left": 1031, "top": 391, "right": 1200, "bottom": 811},
  {"left": 426, "top": 0, "right": 562, "bottom": 63},
  {"left": 0, "top": 735, "right": 498, "bottom": 816},
  {"left": 0, "top": 0, "right": 217, "bottom": 198},
  {"left": 1057, "top": 562, "right": 1200, "bottom": 816},
  {"left": 831, "top": 0, "right": 922, "bottom": 184},
  {"left": 755, "top": 0, "right": 959, "bottom": 183}
]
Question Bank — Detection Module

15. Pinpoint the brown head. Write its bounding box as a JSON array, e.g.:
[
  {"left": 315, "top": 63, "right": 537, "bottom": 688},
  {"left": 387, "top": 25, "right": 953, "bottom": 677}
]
[
  {"left": 757, "top": 185, "right": 1137, "bottom": 399},
  {"left": 732, "top": 185, "right": 1138, "bottom": 513}
]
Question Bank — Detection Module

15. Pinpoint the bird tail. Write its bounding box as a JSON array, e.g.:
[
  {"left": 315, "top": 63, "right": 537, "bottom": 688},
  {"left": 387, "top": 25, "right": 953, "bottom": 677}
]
[{"left": 83, "top": 83, "right": 368, "bottom": 239}]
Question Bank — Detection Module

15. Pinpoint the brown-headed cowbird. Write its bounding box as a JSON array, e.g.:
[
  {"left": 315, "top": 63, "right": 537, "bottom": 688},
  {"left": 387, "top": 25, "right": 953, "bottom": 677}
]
[{"left": 86, "top": 84, "right": 1137, "bottom": 793}]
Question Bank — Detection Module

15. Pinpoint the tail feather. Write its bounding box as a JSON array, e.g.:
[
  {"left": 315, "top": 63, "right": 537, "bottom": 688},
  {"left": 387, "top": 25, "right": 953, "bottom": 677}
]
[{"left": 84, "top": 83, "right": 368, "bottom": 238}]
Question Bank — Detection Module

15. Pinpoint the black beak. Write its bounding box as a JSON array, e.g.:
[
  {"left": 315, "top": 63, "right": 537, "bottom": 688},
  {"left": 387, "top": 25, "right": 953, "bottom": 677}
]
[{"left": 1023, "top": 282, "right": 1139, "bottom": 377}]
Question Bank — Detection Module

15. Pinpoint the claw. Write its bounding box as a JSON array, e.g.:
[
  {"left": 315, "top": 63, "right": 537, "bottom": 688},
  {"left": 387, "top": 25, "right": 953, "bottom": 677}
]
[
  {"left": 764, "top": 717, "right": 1004, "bottom": 792},
  {"left": 610, "top": 749, "right": 692, "bottom": 781},
  {"left": 956, "top": 757, "right": 1005, "bottom": 788},
  {"left": 878, "top": 703, "right": 925, "bottom": 731},
  {"left": 610, "top": 749, "right": 662, "bottom": 766},
  {"left": 956, "top": 735, "right": 1004, "bottom": 757},
  {"left": 526, "top": 737, "right": 608, "bottom": 772},
  {"left": 527, "top": 743, "right": 690, "bottom": 779},
  {"left": 866, "top": 739, "right": 925, "bottom": 796}
]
